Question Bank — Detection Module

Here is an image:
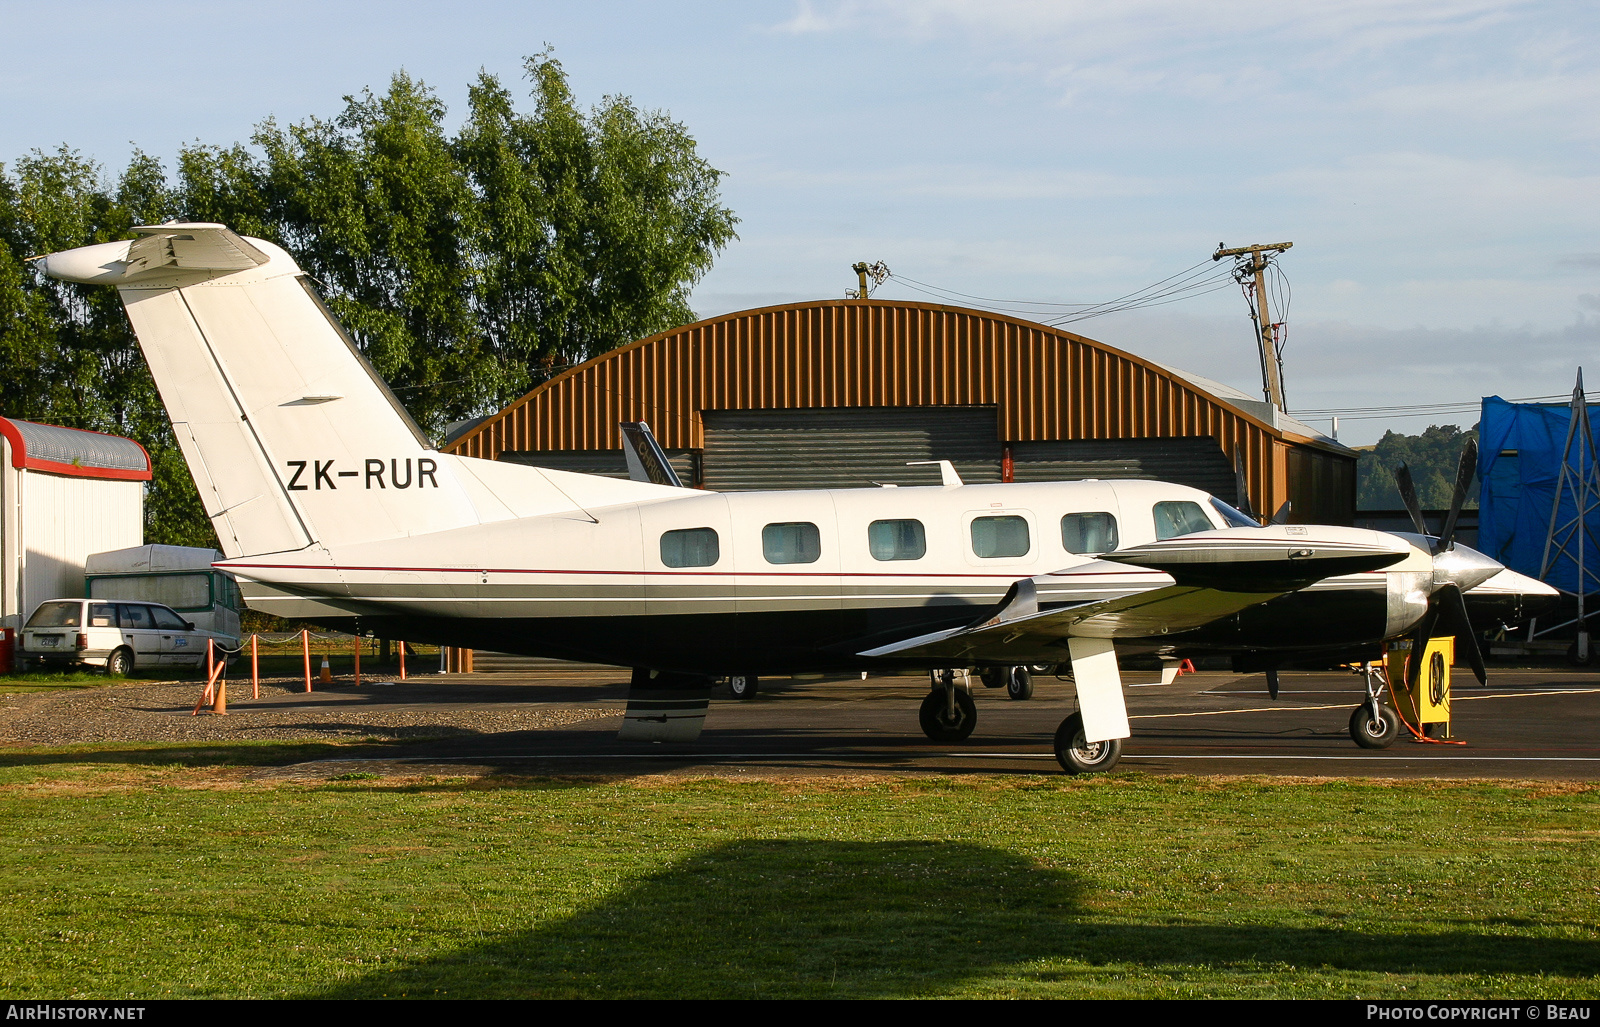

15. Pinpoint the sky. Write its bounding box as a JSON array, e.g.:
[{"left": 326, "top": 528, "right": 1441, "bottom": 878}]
[{"left": 2, "top": 0, "right": 1596, "bottom": 445}]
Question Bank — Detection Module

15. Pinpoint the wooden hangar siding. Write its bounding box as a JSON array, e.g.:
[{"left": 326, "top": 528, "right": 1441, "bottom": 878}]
[{"left": 444, "top": 300, "right": 1356, "bottom": 524}]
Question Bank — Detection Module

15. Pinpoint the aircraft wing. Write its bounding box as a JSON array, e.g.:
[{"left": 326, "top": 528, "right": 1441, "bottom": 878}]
[{"left": 861, "top": 525, "right": 1412, "bottom": 663}]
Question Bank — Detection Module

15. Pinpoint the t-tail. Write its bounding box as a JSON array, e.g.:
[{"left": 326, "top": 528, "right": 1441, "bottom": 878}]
[{"left": 40, "top": 223, "right": 677, "bottom": 560}]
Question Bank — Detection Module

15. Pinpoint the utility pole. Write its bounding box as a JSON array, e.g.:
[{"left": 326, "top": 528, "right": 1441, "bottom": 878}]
[
  {"left": 1214, "top": 241, "right": 1293, "bottom": 410},
  {"left": 851, "top": 262, "right": 870, "bottom": 300},
  {"left": 849, "top": 261, "right": 889, "bottom": 300}
]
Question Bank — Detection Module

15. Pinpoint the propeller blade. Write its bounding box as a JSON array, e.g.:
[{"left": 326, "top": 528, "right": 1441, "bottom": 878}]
[
  {"left": 1270, "top": 500, "right": 1293, "bottom": 525},
  {"left": 1406, "top": 602, "right": 1442, "bottom": 693},
  {"left": 1437, "top": 438, "right": 1479, "bottom": 551},
  {"left": 1394, "top": 462, "right": 1429, "bottom": 537},
  {"left": 1434, "top": 582, "right": 1488, "bottom": 685},
  {"left": 1233, "top": 452, "right": 1259, "bottom": 522}
]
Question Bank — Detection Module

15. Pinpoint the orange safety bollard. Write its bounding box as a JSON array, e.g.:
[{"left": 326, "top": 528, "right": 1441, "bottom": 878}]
[
  {"left": 302, "top": 629, "right": 312, "bottom": 692},
  {"left": 206, "top": 637, "right": 215, "bottom": 684},
  {"left": 251, "top": 634, "right": 259, "bottom": 700},
  {"left": 398, "top": 641, "right": 406, "bottom": 681},
  {"left": 354, "top": 635, "right": 361, "bottom": 687},
  {"left": 193, "top": 639, "right": 228, "bottom": 716}
]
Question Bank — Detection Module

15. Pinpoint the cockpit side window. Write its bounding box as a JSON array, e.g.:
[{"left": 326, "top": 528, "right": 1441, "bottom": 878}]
[{"left": 1153, "top": 501, "right": 1216, "bottom": 540}]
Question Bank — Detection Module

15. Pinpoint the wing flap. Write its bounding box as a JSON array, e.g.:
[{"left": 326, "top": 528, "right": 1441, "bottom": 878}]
[{"left": 125, "top": 224, "right": 270, "bottom": 276}]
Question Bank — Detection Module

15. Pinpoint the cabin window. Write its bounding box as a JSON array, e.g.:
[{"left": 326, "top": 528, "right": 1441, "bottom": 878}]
[
  {"left": 151, "top": 606, "right": 188, "bottom": 630},
  {"left": 971, "top": 515, "right": 1031, "bottom": 558},
  {"left": 1061, "top": 512, "right": 1119, "bottom": 555},
  {"left": 869, "top": 519, "right": 926, "bottom": 561},
  {"left": 660, "top": 527, "right": 721, "bottom": 568},
  {"left": 763, "top": 522, "right": 821, "bottom": 565},
  {"left": 89, "top": 604, "right": 116, "bottom": 628},
  {"left": 1153, "top": 501, "right": 1215, "bottom": 540}
]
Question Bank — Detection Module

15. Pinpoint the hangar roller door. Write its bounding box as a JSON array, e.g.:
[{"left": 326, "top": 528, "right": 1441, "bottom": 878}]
[
  {"left": 1009, "top": 437, "right": 1240, "bottom": 504},
  {"left": 702, "top": 407, "right": 1001, "bottom": 491}
]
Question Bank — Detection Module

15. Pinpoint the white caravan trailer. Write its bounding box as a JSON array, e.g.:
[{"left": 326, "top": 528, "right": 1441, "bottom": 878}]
[{"left": 84, "top": 545, "right": 242, "bottom": 641}]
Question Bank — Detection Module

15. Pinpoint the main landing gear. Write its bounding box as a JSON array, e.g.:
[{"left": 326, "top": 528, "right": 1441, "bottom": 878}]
[
  {"left": 1348, "top": 662, "right": 1401, "bottom": 749},
  {"left": 919, "top": 669, "right": 977, "bottom": 742},
  {"left": 980, "top": 665, "right": 1035, "bottom": 700},
  {"left": 1053, "top": 712, "right": 1123, "bottom": 774}
]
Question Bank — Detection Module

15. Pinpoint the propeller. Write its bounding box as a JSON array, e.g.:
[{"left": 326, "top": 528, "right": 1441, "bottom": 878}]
[
  {"left": 1392, "top": 439, "right": 1489, "bottom": 687},
  {"left": 1233, "top": 452, "right": 1260, "bottom": 523}
]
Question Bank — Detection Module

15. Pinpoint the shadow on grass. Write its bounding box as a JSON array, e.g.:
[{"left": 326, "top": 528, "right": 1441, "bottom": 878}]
[
  {"left": 0, "top": 739, "right": 413, "bottom": 769},
  {"left": 317, "top": 839, "right": 1600, "bottom": 998}
]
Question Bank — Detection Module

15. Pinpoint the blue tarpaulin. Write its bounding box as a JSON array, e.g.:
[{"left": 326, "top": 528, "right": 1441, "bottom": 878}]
[{"left": 1478, "top": 395, "right": 1600, "bottom": 595}]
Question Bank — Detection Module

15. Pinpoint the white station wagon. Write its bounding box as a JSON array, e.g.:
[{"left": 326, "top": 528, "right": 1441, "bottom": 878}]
[{"left": 20, "top": 598, "right": 237, "bottom": 675}]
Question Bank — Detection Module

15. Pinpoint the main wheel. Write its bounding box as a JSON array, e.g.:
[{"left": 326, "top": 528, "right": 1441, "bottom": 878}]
[
  {"left": 1005, "top": 666, "right": 1034, "bottom": 700},
  {"left": 918, "top": 688, "right": 977, "bottom": 742},
  {"left": 105, "top": 647, "right": 133, "bottom": 677},
  {"left": 1053, "top": 712, "right": 1122, "bottom": 773},
  {"left": 979, "top": 668, "right": 1005, "bottom": 689},
  {"left": 1348, "top": 704, "right": 1400, "bottom": 749},
  {"left": 728, "top": 674, "right": 759, "bottom": 700}
]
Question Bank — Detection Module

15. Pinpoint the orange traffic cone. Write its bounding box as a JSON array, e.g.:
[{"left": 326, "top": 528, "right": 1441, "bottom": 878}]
[{"left": 319, "top": 655, "right": 332, "bottom": 684}]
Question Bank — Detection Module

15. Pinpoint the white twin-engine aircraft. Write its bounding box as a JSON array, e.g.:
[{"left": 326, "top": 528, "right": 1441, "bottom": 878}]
[{"left": 39, "top": 224, "right": 1554, "bottom": 772}]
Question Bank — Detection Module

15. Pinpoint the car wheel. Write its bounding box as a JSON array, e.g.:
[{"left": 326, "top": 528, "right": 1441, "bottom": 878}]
[
  {"left": 728, "top": 674, "right": 759, "bottom": 700},
  {"left": 105, "top": 647, "right": 133, "bottom": 677}
]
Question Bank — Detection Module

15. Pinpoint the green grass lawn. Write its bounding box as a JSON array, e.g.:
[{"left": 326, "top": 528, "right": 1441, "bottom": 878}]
[{"left": 0, "top": 743, "right": 1594, "bottom": 999}]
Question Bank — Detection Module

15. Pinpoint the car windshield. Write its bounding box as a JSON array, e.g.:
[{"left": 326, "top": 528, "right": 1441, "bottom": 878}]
[{"left": 25, "top": 602, "right": 81, "bottom": 628}]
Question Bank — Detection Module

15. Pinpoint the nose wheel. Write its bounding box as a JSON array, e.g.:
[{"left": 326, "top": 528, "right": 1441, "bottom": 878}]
[{"left": 1348, "top": 662, "right": 1400, "bottom": 749}]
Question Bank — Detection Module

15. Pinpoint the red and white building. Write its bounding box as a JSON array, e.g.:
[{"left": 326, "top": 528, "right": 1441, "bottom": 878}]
[{"left": 0, "top": 417, "right": 151, "bottom": 630}]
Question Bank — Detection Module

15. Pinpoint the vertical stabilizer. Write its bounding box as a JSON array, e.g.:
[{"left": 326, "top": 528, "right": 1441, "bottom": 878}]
[{"left": 41, "top": 225, "right": 521, "bottom": 557}]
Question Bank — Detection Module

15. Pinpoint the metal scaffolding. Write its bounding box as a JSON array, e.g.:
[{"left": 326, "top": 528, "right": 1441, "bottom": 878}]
[{"left": 1532, "top": 369, "right": 1600, "bottom": 655}]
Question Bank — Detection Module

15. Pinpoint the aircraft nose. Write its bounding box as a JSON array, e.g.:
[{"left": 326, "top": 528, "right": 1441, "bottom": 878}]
[{"left": 1434, "top": 544, "right": 1504, "bottom": 593}]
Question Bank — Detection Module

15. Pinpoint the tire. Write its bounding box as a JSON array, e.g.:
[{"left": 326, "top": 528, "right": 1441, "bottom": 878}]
[
  {"left": 979, "top": 668, "right": 1005, "bottom": 689},
  {"left": 918, "top": 688, "right": 977, "bottom": 742},
  {"left": 1348, "top": 704, "right": 1400, "bottom": 749},
  {"left": 728, "top": 674, "right": 759, "bottom": 700},
  {"left": 105, "top": 647, "right": 133, "bottom": 677},
  {"left": 1567, "top": 641, "right": 1595, "bottom": 666},
  {"left": 1005, "top": 666, "right": 1034, "bottom": 701},
  {"left": 1053, "top": 712, "right": 1122, "bottom": 773}
]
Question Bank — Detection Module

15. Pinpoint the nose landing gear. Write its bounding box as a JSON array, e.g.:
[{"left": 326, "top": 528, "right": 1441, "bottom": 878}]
[{"left": 1348, "top": 662, "right": 1400, "bottom": 749}]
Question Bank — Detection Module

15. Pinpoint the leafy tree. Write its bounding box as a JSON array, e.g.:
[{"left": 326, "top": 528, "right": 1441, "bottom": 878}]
[
  {"left": 176, "top": 52, "right": 738, "bottom": 435},
  {"left": 0, "top": 52, "right": 735, "bottom": 554},
  {"left": 1356, "top": 424, "right": 1479, "bottom": 511}
]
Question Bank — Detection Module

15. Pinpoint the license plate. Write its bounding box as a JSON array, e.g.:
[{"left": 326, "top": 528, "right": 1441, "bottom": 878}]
[{"left": 37, "top": 636, "right": 58, "bottom": 648}]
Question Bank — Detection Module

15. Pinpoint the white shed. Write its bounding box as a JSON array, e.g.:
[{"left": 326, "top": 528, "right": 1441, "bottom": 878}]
[{"left": 0, "top": 417, "right": 150, "bottom": 630}]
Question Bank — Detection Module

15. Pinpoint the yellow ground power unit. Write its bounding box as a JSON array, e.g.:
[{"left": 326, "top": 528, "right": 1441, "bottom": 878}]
[{"left": 1387, "top": 637, "right": 1454, "bottom": 738}]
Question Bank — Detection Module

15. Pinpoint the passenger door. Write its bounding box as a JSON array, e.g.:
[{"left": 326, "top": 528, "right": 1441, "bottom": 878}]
[
  {"left": 151, "top": 605, "right": 202, "bottom": 666},
  {"left": 115, "top": 604, "right": 164, "bottom": 670}
]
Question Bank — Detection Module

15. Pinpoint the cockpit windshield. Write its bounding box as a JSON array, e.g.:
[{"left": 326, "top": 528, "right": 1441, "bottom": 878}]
[{"left": 1209, "top": 497, "right": 1261, "bottom": 528}]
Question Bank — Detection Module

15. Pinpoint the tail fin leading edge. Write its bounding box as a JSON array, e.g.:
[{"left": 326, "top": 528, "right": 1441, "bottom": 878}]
[{"left": 45, "top": 224, "right": 499, "bottom": 557}]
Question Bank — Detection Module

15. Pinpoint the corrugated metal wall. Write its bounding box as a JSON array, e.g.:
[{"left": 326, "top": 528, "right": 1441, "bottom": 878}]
[
  {"left": 1010, "top": 437, "right": 1239, "bottom": 502},
  {"left": 447, "top": 300, "right": 1354, "bottom": 520},
  {"left": 701, "top": 406, "right": 1000, "bottom": 490}
]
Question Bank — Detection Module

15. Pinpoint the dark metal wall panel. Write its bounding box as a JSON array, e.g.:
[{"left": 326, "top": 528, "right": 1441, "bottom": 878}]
[
  {"left": 445, "top": 299, "right": 1356, "bottom": 518},
  {"left": 702, "top": 407, "right": 1000, "bottom": 491},
  {"left": 1010, "top": 437, "right": 1239, "bottom": 503},
  {"left": 502, "top": 449, "right": 696, "bottom": 484}
]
